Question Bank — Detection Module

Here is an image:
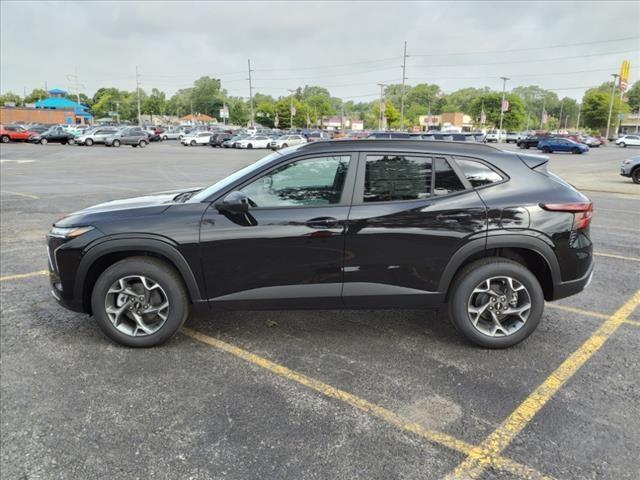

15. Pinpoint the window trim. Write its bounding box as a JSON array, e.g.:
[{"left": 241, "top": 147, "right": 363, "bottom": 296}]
[
  {"left": 227, "top": 152, "right": 358, "bottom": 211},
  {"left": 352, "top": 151, "right": 470, "bottom": 205}
]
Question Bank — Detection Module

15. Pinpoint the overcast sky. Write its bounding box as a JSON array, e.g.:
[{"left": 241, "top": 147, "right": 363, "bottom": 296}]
[{"left": 1, "top": 1, "right": 639, "bottom": 102}]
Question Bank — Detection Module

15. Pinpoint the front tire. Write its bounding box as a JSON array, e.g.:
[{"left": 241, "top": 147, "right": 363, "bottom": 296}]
[
  {"left": 448, "top": 258, "right": 544, "bottom": 348},
  {"left": 1, "top": 135, "right": 10, "bottom": 143},
  {"left": 112, "top": 139, "right": 121, "bottom": 147},
  {"left": 620, "top": 142, "right": 626, "bottom": 148},
  {"left": 632, "top": 167, "right": 640, "bottom": 184},
  {"left": 91, "top": 257, "right": 189, "bottom": 347},
  {"left": 40, "top": 138, "right": 48, "bottom": 145},
  {"left": 85, "top": 138, "right": 94, "bottom": 146},
  {"left": 139, "top": 140, "right": 147, "bottom": 148},
  {"left": 190, "top": 140, "right": 196, "bottom": 146}
]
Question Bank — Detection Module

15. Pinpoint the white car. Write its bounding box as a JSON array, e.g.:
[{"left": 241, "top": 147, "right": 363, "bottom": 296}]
[
  {"left": 485, "top": 129, "right": 506, "bottom": 143},
  {"left": 181, "top": 131, "right": 213, "bottom": 146},
  {"left": 505, "top": 131, "right": 524, "bottom": 143},
  {"left": 616, "top": 134, "right": 640, "bottom": 148},
  {"left": 269, "top": 134, "right": 307, "bottom": 150},
  {"left": 236, "top": 135, "right": 272, "bottom": 149}
]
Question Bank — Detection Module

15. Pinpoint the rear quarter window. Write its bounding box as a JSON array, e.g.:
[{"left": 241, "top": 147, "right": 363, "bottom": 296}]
[{"left": 455, "top": 158, "right": 503, "bottom": 188}]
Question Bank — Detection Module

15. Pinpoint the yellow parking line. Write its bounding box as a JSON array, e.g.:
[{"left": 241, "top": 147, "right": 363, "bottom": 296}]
[
  {"left": 182, "top": 327, "right": 553, "bottom": 480},
  {"left": 444, "top": 289, "right": 640, "bottom": 480},
  {"left": 594, "top": 252, "right": 640, "bottom": 262},
  {"left": 625, "top": 319, "right": 640, "bottom": 327},
  {"left": 0, "top": 270, "right": 48, "bottom": 282},
  {"left": 545, "top": 303, "right": 609, "bottom": 320},
  {"left": 0, "top": 190, "right": 39, "bottom": 200}
]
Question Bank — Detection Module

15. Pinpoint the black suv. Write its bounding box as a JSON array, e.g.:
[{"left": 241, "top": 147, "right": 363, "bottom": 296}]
[{"left": 48, "top": 140, "right": 594, "bottom": 348}]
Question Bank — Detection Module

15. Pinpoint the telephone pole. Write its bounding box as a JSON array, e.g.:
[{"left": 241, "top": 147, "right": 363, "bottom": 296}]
[
  {"left": 498, "top": 76, "right": 509, "bottom": 140},
  {"left": 576, "top": 102, "right": 582, "bottom": 130},
  {"left": 400, "top": 41, "right": 408, "bottom": 131},
  {"left": 247, "top": 59, "right": 255, "bottom": 126},
  {"left": 605, "top": 73, "right": 619, "bottom": 140},
  {"left": 135, "top": 65, "right": 141, "bottom": 126},
  {"left": 558, "top": 99, "right": 564, "bottom": 131},
  {"left": 377, "top": 83, "right": 386, "bottom": 130}
]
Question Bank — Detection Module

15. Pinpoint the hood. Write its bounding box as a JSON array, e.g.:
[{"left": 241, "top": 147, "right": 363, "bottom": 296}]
[{"left": 55, "top": 187, "right": 202, "bottom": 227}]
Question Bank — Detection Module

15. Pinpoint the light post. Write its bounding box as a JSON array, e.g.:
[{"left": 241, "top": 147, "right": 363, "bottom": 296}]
[
  {"left": 377, "top": 83, "right": 386, "bottom": 131},
  {"left": 288, "top": 88, "right": 296, "bottom": 131},
  {"left": 605, "top": 73, "right": 620, "bottom": 140},
  {"left": 498, "top": 77, "right": 509, "bottom": 141}
]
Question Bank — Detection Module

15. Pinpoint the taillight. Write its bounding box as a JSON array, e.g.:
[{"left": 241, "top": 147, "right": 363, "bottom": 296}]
[{"left": 541, "top": 202, "right": 593, "bottom": 230}]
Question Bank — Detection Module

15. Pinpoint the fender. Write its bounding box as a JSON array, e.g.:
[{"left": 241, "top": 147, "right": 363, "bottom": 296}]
[
  {"left": 74, "top": 234, "right": 203, "bottom": 305},
  {"left": 438, "top": 232, "right": 561, "bottom": 293}
]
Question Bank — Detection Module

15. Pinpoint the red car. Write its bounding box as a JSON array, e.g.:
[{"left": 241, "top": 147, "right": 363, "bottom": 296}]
[{"left": 0, "top": 125, "right": 37, "bottom": 143}]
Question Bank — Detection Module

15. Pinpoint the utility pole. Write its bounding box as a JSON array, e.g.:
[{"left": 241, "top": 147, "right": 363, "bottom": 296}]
[
  {"left": 135, "top": 65, "right": 141, "bottom": 126},
  {"left": 576, "top": 103, "right": 582, "bottom": 130},
  {"left": 605, "top": 73, "right": 619, "bottom": 140},
  {"left": 288, "top": 88, "right": 296, "bottom": 131},
  {"left": 540, "top": 95, "right": 546, "bottom": 129},
  {"left": 635, "top": 108, "right": 639, "bottom": 133},
  {"left": 558, "top": 100, "right": 564, "bottom": 132},
  {"left": 400, "top": 40, "right": 408, "bottom": 131},
  {"left": 377, "top": 83, "right": 386, "bottom": 130},
  {"left": 247, "top": 59, "right": 254, "bottom": 126},
  {"left": 498, "top": 77, "right": 509, "bottom": 141}
]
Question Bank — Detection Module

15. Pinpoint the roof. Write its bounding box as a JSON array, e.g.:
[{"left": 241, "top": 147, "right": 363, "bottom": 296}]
[
  {"left": 48, "top": 88, "right": 67, "bottom": 95},
  {"left": 181, "top": 114, "right": 215, "bottom": 121},
  {"left": 35, "top": 97, "right": 92, "bottom": 118},
  {"left": 294, "top": 138, "right": 501, "bottom": 155}
]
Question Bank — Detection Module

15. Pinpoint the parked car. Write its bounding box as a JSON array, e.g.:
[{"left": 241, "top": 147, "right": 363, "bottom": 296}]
[
  {"left": 74, "top": 128, "right": 119, "bottom": 146},
  {"left": 307, "top": 131, "right": 333, "bottom": 142},
  {"left": 615, "top": 134, "right": 640, "bottom": 148},
  {"left": 366, "top": 131, "right": 412, "bottom": 139},
  {"left": 0, "top": 125, "right": 37, "bottom": 142},
  {"left": 236, "top": 135, "right": 272, "bottom": 149},
  {"left": 209, "top": 132, "right": 233, "bottom": 147},
  {"left": 578, "top": 136, "right": 601, "bottom": 148},
  {"left": 104, "top": 127, "right": 149, "bottom": 148},
  {"left": 181, "top": 131, "right": 213, "bottom": 146},
  {"left": 485, "top": 130, "right": 506, "bottom": 143},
  {"left": 505, "top": 132, "right": 524, "bottom": 143},
  {"left": 162, "top": 129, "right": 185, "bottom": 140},
  {"left": 24, "top": 124, "right": 50, "bottom": 134},
  {"left": 269, "top": 134, "right": 307, "bottom": 150},
  {"left": 47, "top": 140, "right": 594, "bottom": 349},
  {"left": 30, "top": 126, "right": 76, "bottom": 145},
  {"left": 620, "top": 155, "right": 640, "bottom": 184},
  {"left": 517, "top": 135, "right": 543, "bottom": 149},
  {"left": 537, "top": 137, "right": 589, "bottom": 154},
  {"left": 144, "top": 128, "right": 163, "bottom": 142},
  {"left": 222, "top": 135, "right": 245, "bottom": 148}
]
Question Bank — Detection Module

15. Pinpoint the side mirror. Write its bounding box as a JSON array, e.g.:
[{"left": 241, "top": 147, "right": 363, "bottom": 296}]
[{"left": 216, "top": 190, "right": 250, "bottom": 214}]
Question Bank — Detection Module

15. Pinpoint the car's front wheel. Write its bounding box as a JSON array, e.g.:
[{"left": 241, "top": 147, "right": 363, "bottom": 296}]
[
  {"left": 1, "top": 135, "right": 10, "bottom": 143},
  {"left": 85, "top": 138, "right": 93, "bottom": 146},
  {"left": 632, "top": 167, "right": 640, "bottom": 184},
  {"left": 112, "top": 139, "right": 121, "bottom": 147},
  {"left": 448, "top": 258, "right": 544, "bottom": 348},
  {"left": 40, "top": 138, "right": 48, "bottom": 145},
  {"left": 91, "top": 257, "right": 189, "bottom": 347}
]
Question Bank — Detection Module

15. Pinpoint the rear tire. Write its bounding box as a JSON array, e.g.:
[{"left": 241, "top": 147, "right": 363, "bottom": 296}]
[
  {"left": 190, "top": 140, "right": 196, "bottom": 146},
  {"left": 542, "top": 147, "right": 551, "bottom": 153},
  {"left": 139, "top": 140, "right": 147, "bottom": 148},
  {"left": 572, "top": 148, "right": 581, "bottom": 154},
  {"left": 91, "top": 257, "right": 189, "bottom": 348},
  {"left": 448, "top": 258, "right": 544, "bottom": 348},
  {"left": 40, "top": 138, "right": 48, "bottom": 145},
  {"left": 620, "top": 142, "right": 627, "bottom": 148},
  {"left": 112, "top": 139, "right": 121, "bottom": 147}
]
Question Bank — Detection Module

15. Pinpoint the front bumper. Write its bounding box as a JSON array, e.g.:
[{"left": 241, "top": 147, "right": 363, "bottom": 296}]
[{"left": 620, "top": 165, "right": 632, "bottom": 177}]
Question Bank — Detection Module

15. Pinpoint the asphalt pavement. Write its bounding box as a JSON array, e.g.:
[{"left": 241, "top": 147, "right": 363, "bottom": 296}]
[{"left": 1, "top": 140, "right": 639, "bottom": 480}]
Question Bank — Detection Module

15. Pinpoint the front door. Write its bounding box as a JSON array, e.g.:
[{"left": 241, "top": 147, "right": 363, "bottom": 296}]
[
  {"left": 343, "top": 152, "right": 488, "bottom": 307},
  {"left": 199, "top": 153, "right": 356, "bottom": 309}
]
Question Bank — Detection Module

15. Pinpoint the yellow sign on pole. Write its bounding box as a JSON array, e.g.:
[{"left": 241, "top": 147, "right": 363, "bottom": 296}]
[{"left": 619, "top": 60, "right": 631, "bottom": 91}]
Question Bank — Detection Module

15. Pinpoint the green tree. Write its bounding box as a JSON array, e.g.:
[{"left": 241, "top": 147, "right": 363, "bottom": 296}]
[
  {"left": 0, "top": 92, "right": 22, "bottom": 106},
  {"left": 440, "top": 87, "right": 489, "bottom": 114},
  {"left": 512, "top": 86, "right": 559, "bottom": 124},
  {"left": 190, "top": 76, "right": 223, "bottom": 117},
  {"left": 469, "top": 93, "right": 526, "bottom": 130},
  {"left": 581, "top": 87, "right": 627, "bottom": 131},
  {"left": 372, "top": 100, "right": 400, "bottom": 129},
  {"left": 255, "top": 101, "right": 276, "bottom": 127},
  {"left": 627, "top": 80, "right": 640, "bottom": 112},
  {"left": 142, "top": 88, "right": 166, "bottom": 115},
  {"left": 24, "top": 88, "right": 48, "bottom": 104}
]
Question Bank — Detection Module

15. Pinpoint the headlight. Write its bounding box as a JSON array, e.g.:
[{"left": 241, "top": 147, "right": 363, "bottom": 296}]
[{"left": 49, "top": 226, "right": 94, "bottom": 239}]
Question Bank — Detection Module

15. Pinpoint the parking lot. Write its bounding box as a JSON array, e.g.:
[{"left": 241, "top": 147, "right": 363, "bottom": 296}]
[{"left": 1, "top": 141, "right": 639, "bottom": 479}]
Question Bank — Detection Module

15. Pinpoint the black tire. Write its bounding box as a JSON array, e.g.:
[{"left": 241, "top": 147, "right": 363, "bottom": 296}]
[
  {"left": 162, "top": 135, "right": 168, "bottom": 141},
  {"left": 542, "top": 147, "right": 551, "bottom": 153},
  {"left": 448, "top": 258, "right": 544, "bottom": 349},
  {"left": 190, "top": 140, "right": 196, "bottom": 146},
  {"left": 1, "top": 135, "right": 10, "bottom": 143},
  {"left": 139, "top": 140, "right": 147, "bottom": 148},
  {"left": 247, "top": 143, "right": 253, "bottom": 149},
  {"left": 524, "top": 144, "right": 530, "bottom": 149},
  {"left": 112, "top": 139, "right": 121, "bottom": 147},
  {"left": 85, "top": 138, "right": 94, "bottom": 146},
  {"left": 91, "top": 257, "right": 189, "bottom": 347},
  {"left": 282, "top": 143, "right": 288, "bottom": 148},
  {"left": 621, "top": 142, "right": 627, "bottom": 148},
  {"left": 40, "top": 138, "right": 48, "bottom": 145},
  {"left": 632, "top": 167, "right": 640, "bottom": 184},
  {"left": 572, "top": 148, "right": 581, "bottom": 154}
]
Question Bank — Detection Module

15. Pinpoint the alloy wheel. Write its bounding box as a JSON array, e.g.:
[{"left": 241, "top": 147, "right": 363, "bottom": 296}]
[
  {"left": 105, "top": 275, "right": 169, "bottom": 337},
  {"left": 467, "top": 276, "right": 531, "bottom": 337}
]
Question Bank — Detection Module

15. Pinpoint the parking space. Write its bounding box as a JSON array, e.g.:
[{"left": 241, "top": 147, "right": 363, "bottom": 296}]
[{"left": 1, "top": 141, "right": 639, "bottom": 479}]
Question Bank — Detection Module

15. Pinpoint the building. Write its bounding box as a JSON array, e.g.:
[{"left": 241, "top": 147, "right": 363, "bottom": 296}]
[
  {"left": 34, "top": 88, "right": 92, "bottom": 124},
  {"left": 618, "top": 112, "right": 640, "bottom": 134},
  {"left": 321, "top": 116, "right": 363, "bottom": 130},
  {"left": 180, "top": 114, "right": 217, "bottom": 124},
  {"left": 1, "top": 106, "right": 75, "bottom": 125},
  {"left": 418, "top": 112, "right": 474, "bottom": 131}
]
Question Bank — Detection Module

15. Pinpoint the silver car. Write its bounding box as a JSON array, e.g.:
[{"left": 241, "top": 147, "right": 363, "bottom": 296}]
[
  {"left": 75, "top": 128, "right": 118, "bottom": 146},
  {"left": 620, "top": 155, "right": 640, "bottom": 184}
]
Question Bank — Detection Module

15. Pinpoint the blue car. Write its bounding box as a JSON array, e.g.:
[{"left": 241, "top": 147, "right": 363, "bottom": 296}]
[{"left": 537, "top": 137, "right": 589, "bottom": 154}]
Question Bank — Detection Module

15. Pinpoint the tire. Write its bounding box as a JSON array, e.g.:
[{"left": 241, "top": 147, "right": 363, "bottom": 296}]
[
  {"left": 162, "top": 135, "right": 168, "bottom": 141},
  {"left": 85, "top": 138, "right": 94, "bottom": 146},
  {"left": 112, "top": 139, "right": 121, "bottom": 147},
  {"left": 139, "top": 140, "right": 147, "bottom": 148},
  {"left": 91, "top": 257, "right": 189, "bottom": 347},
  {"left": 542, "top": 147, "right": 551, "bottom": 153},
  {"left": 632, "top": 167, "right": 640, "bottom": 184},
  {"left": 572, "top": 148, "right": 581, "bottom": 154},
  {"left": 247, "top": 143, "right": 253, "bottom": 149},
  {"left": 178, "top": 135, "right": 183, "bottom": 140},
  {"left": 282, "top": 143, "right": 288, "bottom": 148},
  {"left": 1, "top": 135, "right": 9, "bottom": 143},
  {"left": 67, "top": 138, "right": 75, "bottom": 145},
  {"left": 190, "top": 140, "right": 196, "bottom": 146},
  {"left": 524, "top": 145, "right": 530, "bottom": 149},
  {"left": 40, "top": 138, "right": 48, "bottom": 145},
  {"left": 132, "top": 144, "right": 138, "bottom": 148},
  {"left": 448, "top": 258, "right": 544, "bottom": 348},
  {"left": 620, "top": 142, "right": 626, "bottom": 148}
]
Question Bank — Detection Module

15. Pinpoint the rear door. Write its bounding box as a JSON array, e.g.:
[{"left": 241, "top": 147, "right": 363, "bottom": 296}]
[{"left": 343, "top": 151, "right": 487, "bottom": 307}]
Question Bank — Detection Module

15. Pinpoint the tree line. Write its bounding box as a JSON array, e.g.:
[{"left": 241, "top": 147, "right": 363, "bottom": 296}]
[{"left": 2, "top": 77, "right": 639, "bottom": 132}]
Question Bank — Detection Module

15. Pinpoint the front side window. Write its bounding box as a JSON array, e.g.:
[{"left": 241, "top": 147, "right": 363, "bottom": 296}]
[
  {"left": 455, "top": 158, "right": 503, "bottom": 187},
  {"left": 241, "top": 155, "right": 350, "bottom": 208},
  {"left": 364, "top": 155, "right": 432, "bottom": 202}
]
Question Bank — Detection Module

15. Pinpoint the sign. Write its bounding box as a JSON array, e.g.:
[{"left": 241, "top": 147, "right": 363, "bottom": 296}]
[
  {"left": 501, "top": 100, "right": 509, "bottom": 112},
  {"left": 108, "top": 111, "right": 117, "bottom": 116},
  {"left": 291, "top": 106, "right": 296, "bottom": 116},
  {"left": 219, "top": 105, "right": 229, "bottom": 119},
  {"left": 619, "top": 60, "right": 631, "bottom": 92}
]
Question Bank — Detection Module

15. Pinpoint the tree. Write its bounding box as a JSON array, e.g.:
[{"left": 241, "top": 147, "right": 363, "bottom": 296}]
[
  {"left": 0, "top": 92, "right": 22, "bottom": 106},
  {"left": 142, "top": 88, "right": 166, "bottom": 115},
  {"left": 24, "top": 89, "right": 48, "bottom": 104},
  {"left": 372, "top": 100, "right": 400, "bottom": 129},
  {"left": 627, "top": 80, "right": 640, "bottom": 112},
  {"left": 469, "top": 93, "right": 526, "bottom": 130},
  {"left": 190, "top": 76, "right": 223, "bottom": 118},
  {"left": 512, "top": 85, "right": 559, "bottom": 123},
  {"left": 440, "top": 87, "right": 489, "bottom": 114},
  {"left": 581, "top": 87, "right": 628, "bottom": 132}
]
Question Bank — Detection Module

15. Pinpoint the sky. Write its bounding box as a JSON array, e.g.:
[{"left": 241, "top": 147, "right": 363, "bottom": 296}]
[{"left": 1, "top": 1, "right": 639, "bottom": 102}]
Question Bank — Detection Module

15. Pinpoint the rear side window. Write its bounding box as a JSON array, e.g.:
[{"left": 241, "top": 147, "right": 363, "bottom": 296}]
[
  {"left": 364, "top": 155, "right": 432, "bottom": 202},
  {"left": 434, "top": 158, "right": 465, "bottom": 195},
  {"left": 455, "top": 158, "right": 503, "bottom": 187}
]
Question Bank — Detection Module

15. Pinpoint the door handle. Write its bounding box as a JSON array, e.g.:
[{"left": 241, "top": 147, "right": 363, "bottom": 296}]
[
  {"left": 437, "top": 213, "right": 472, "bottom": 222},
  {"left": 305, "top": 217, "right": 340, "bottom": 229}
]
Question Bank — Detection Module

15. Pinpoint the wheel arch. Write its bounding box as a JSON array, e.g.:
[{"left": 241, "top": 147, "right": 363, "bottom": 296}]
[
  {"left": 440, "top": 234, "right": 561, "bottom": 301},
  {"left": 75, "top": 237, "right": 203, "bottom": 314}
]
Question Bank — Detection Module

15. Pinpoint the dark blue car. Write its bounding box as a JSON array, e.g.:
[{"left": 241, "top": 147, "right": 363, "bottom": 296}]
[{"left": 537, "top": 137, "right": 589, "bottom": 154}]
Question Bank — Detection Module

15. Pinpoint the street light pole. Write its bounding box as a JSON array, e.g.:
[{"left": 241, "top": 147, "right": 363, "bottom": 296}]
[
  {"left": 498, "top": 77, "right": 509, "bottom": 141},
  {"left": 247, "top": 59, "right": 254, "bottom": 127},
  {"left": 400, "top": 41, "right": 408, "bottom": 131},
  {"left": 288, "top": 89, "right": 296, "bottom": 131},
  {"left": 576, "top": 102, "right": 582, "bottom": 130},
  {"left": 605, "top": 73, "right": 620, "bottom": 140},
  {"left": 377, "top": 83, "right": 386, "bottom": 130},
  {"left": 135, "top": 65, "right": 141, "bottom": 126}
]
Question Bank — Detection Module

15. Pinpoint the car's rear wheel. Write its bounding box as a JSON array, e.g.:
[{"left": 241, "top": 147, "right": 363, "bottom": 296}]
[
  {"left": 282, "top": 143, "right": 288, "bottom": 148},
  {"left": 247, "top": 143, "right": 253, "bottom": 149},
  {"left": 112, "top": 139, "right": 121, "bottom": 147},
  {"left": 542, "top": 147, "right": 551, "bottom": 153},
  {"left": 85, "top": 138, "right": 93, "bottom": 146},
  {"left": 448, "top": 258, "right": 543, "bottom": 348},
  {"left": 632, "top": 167, "right": 640, "bottom": 184},
  {"left": 572, "top": 148, "right": 581, "bottom": 154},
  {"left": 91, "top": 257, "right": 189, "bottom": 347}
]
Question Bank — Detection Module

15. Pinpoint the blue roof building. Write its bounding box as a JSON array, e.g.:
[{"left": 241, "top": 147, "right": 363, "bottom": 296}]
[{"left": 35, "top": 89, "right": 93, "bottom": 123}]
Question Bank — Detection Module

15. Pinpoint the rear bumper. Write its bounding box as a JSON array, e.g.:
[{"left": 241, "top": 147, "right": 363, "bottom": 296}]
[{"left": 551, "top": 260, "right": 594, "bottom": 301}]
